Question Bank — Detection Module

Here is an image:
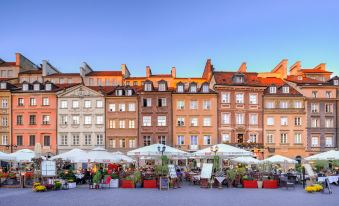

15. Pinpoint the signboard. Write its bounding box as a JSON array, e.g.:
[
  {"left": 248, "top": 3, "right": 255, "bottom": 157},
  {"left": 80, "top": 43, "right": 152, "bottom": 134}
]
[
  {"left": 41, "top": 160, "right": 56, "bottom": 177},
  {"left": 168, "top": 165, "right": 177, "bottom": 179},
  {"left": 200, "top": 163, "right": 213, "bottom": 179},
  {"left": 159, "top": 177, "right": 169, "bottom": 190},
  {"left": 324, "top": 178, "right": 333, "bottom": 194}
]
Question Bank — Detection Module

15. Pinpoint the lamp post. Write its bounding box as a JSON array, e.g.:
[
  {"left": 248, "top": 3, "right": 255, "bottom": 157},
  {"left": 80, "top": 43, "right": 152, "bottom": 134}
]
[
  {"left": 157, "top": 145, "right": 166, "bottom": 175},
  {"left": 210, "top": 145, "right": 219, "bottom": 173},
  {"left": 6, "top": 144, "right": 17, "bottom": 153}
]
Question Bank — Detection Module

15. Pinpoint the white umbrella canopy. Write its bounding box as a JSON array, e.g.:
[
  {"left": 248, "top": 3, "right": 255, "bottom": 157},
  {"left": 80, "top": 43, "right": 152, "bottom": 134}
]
[
  {"left": 192, "top": 144, "right": 252, "bottom": 158},
  {"left": 0, "top": 151, "right": 14, "bottom": 161},
  {"left": 111, "top": 151, "right": 135, "bottom": 163},
  {"left": 263, "top": 155, "right": 297, "bottom": 164},
  {"left": 127, "top": 144, "right": 188, "bottom": 157},
  {"left": 88, "top": 147, "right": 120, "bottom": 163},
  {"left": 305, "top": 150, "right": 339, "bottom": 161},
  {"left": 50, "top": 148, "right": 90, "bottom": 163},
  {"left": 9, "top": 149, "right": 35, "bottom": 162},
  {"left": 231, "top": 156, "right": 261, "bottom": 164}
]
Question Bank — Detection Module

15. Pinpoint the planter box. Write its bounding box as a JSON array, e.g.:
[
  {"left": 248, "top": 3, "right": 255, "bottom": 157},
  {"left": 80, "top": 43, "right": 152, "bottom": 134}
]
[
  {"left": 68, "top": 182, "right": 76, "bottom": 189},
  {"left": 109, "top": 179, "right": 119, "bottom": 188},
  {"left": 263, "top": 180, "right": 278, "bottom": 189},
  {"left": 143, "top": 180, "right": 157, "bottom": 188},
  {"left": 120, "top": 180, "right": 134, "bottom": 188},
  {"left": 243, "top": 180, "right": 258, "bottom": 188}
]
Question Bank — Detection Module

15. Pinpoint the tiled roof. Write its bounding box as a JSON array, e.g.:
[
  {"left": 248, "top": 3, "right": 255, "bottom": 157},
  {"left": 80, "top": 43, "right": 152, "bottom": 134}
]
[
  {"left": 86, "top": 71, "right": 122, "bottom": 76},
  {"left": 260, "top": 78, "right": 302, "bottom": 96},
  {"left": 285, "top": 75, "right": 325, "bottom": 84},
  {"left": 46, "top": 73, "right": 80, "bottom": 77},
  {"left": 19, "top": 70, "right": 42, "bottom": 74},
  {"left": 87, "top": 86, "right": 117, "bottom": 94},
  {"left": 213, "top": 71, "right": 265, "bottom": 87},
  {"left": 0, "top": 62, "right": 17, "bottom": 67},
  {"left": 301, "top": 69, "right": 332, "bottom": 74}
]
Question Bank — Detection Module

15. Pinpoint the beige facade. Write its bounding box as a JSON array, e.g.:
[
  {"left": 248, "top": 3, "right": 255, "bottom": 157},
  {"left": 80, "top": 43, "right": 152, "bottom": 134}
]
[{"left": 0, "top": 82, "right": 13, "bottom": 153}]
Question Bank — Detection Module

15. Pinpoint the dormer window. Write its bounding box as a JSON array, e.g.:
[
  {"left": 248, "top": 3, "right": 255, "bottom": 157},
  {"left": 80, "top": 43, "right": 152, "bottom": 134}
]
[
  {"left": 298, "top": 76, "right": 303, "bottom": 81},
  {"left": 269, "top": 86, "right": 276, "bottom": 94},
  {"left": 202, "top": 84, "right": 209, "bottom": 93},
  {"left": 116, "top": 90, "right": 123, "bottom": 96},
  {"left": 45, "top": 83, "right": 52, "bottom": 91},
  {"left": 144, "top": 83, "right": 152, "bottom": 91},
  {"left": 126, "top": 89, "right": 132, "bottom": 96},
  {"left": 312, "top": 91, "right": 318, "bottom": 98},
  {"left": 177, "top": 84, "right": 184, "bottom": 93},
  {"left": 23, "top": 83, "right": 29, "bottom": 91},
  {"left": 334, "top": 80, "right": 339, "bottom": 86},
  {"left": 233, "top": 74, "right": 244, "bottom": 83},
  {"left": 190, "top": 83, "right": 197, "bottom": 93},
  {"left": 0, "top": 82, "right": 6, "bottom": 89},
  {"left": 282, "top": 86, "right": 289, "bottom": 94},
  {"left": 33, "top": 83, "right": 40, "bottom": 91},
  {"left": 158, "top": 83, "right": 166, "bottom": 91}
]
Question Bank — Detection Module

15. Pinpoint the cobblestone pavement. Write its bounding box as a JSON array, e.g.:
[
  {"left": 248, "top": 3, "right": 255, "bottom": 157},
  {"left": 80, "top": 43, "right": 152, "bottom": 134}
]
[{"left": 0, "top": 184, "right": 338, "bottom": 206}]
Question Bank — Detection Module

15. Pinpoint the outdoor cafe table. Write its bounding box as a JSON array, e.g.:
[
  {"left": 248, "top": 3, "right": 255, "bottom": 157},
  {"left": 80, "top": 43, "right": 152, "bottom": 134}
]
[{"left": 317, "top": 176, "right": 339, "bottom": 184}]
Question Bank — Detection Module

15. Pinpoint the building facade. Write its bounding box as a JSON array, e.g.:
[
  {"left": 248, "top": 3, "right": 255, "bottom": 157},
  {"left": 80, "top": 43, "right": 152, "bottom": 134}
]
[{"left": 105, "top": 86, "right": 139, "bottom": 152}]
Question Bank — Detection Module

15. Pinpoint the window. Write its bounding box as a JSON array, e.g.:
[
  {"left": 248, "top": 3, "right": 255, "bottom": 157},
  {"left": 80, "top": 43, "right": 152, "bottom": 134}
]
[
  {"left": 158, "top": 98, "right": 167, "bottom": 107},
  {"left": 96, "top": 100, "right": 103, "bottom": 108},
  {"left": 158, "top": 83, "right": 166, "bottom": 91},
  {"left": 84, "top": 134, "right": 92, "bottom": 145},
  {"left": 27, "top": 135, "right": 35, "bottom": 146},
  {"left": 109, "top": 104, "right": 115, "bottom": 112},
  {"left": 294, "top": 117, "right": 302, "bottom": 126},
  {"left": 72, "top": 115, "right": 80, "bottom": 124},
  {"left": 236, "top": 93, "right": 244, "bottom": 104},
  {"left": 202, "top": 84, "right": 209, "bottom": 93},
  {"left": 133, "top": 81, "right": 138, "bottom": 86},
  {"left": 143, "top": 116, "right": 151, "bottom": 126},
  {"left": 177, "top": 85, "right": 184, "bottom": 93},
  {"left": 190, "top": 100, "right": 198, "bottom": 109},
  {"left": 222, "top": 113, "right": 230, "bottom": 125},
  {"left": 294, "top": 133, "right": 302, "bottom": 144},
  {"left": 158, "top": 136, "right": 166, "bottom": 144},
  {"left": 203, "top": 135, "right": 211, "bottom": 145},
  {"left": 60, "top": 135, "right": 67, "bottom": 146},
  {"left": 176, "top": 100, "right": 185, "bottom": 109},
  {"left": 203, "top": 100, "right": 211, "bottom": 110},
  {"left": 105, "top": 79, "right": 110, "bottom": 86},
  {"left": 129, "top": 139, "right": 137, "bottom": 148},
  {"left": 325, "top": 104, "right": 333, "bottom": 113},
  {"left": 190, "top": 135, "right": 198, "bottom": 145},
  {"left": 249, "top": 134, "right": 257, "bottom": 143},
  {"left": 73, "top": 135, "right": 80, "bottom": 145},
  {"left": 18, "top": 98, "right": 24, "bottom": 106},
  {"left": 325, "top": 118, "right": 334, "bottom": 128},
  {"left": 44, "top": 136, "right": 50, "bottom": 146},
  {"left": 119, "top": 120, "right": 125, "bottom": 128},
  {"left": 334, "top": 80, "right": 339, "bottom": 85},
  {"left": 84, "top": 100, "right": 91, "bottom": 108},
  {"left": 1, "top": 117, "right": 8, "bottom": 126},
  {"left": 30, "top": 98, "right": 36, "bottom": 106},
  {"left": 249, "top": 94, "right": 257, "bottom": 104},
  {"left": 267, "top": 133, "right": 274, "bottom": 144},
  {"left": 267, "top": 117, "right": 274, "bottom": 126},
  {"left": 118, "top": 104, "right": 125, "bottom": 111},
  {"left": 144, "top": 83, "right": 152, "bottom": 91},
  {"left": 325, "top": 136, "right": 333, "bottom": 147},
  {"left": 97, "top": 134, "right": 104, "bottom": 145},
  {"left": 128, "top": 120, "right": 135, "bottom": 128},
  {"left": 119, "top": 139, "right": 126, "bottom": 148},
  {"left": 33, "top": 84, "right": 40, "bottom": 91},
  {"left": 280, "top": 101, "right": 288, "bottom": 109},
  {"left": 326, "top": 91, "right": 332, "bottom": 98},
  {"left": 17, "top": 115, "right": 23, "bottom": 125},
  {"left": 1, "top": 135, "right": 8, "bottom": 145},
  {"left": 311, "top": 103, "right": 319, "bottom": 113},
  {"left": 29, "top": 115, "right": 36, "bottom": 125},
  {"left": 312, "top": 91, "right": 318, "bottom": 98},
  {"left": 221, "top": 92, "right": 230, "bottom": 103},
  {"left": 249, "top": 114, "right": 258, "bottom": 125},
  {"left": 42, "top": 115, "right": 50, "bottom": 125},
  {"left": 42, "top": 97, "right": 49, "bottom": 106},
  {"left": 157, "top": 116, "right": 166, "bottom": 126},
  {"left": 203, "top": 117, "right": 211, "bottom": 126},
  {"left": 190, "top": 84, "right": 197, "bottom": 93},
  {"left": 61, "top": 100, "right": 68, "bottom": 108},
  {"left": 266, "top": 101, "right": 275, "bottom": 109},
  {"left": 190, "top": 117, "right": 198, "bottom": 126},
  {"left": 280, "top": 133, "right": 288, "bottom": 144},
  {"left": 280, "top": 117, "right": 288, "bottom": 126},
  {"left": 236, "top": 113, "right": 244, "bottom": 125},
  {"left": 16, "top": 135, "right": 23, "bottom": 146},
  {"left": 60, "top": 115, "right": 68, "bottom": 125},
  {"left": 84, "top": 116, "right": 92, "bottom": 125},
  {"left": 294, "top": 101, "right": 302, "bottom": 108},
  {"left": 96, "top": 116, "right": 103, "bottom": 124},
  {"left": 72, "top": 100, "right": 79, "bottom": 108},
  {"left": 97, "top": 78, "right": 102, "bottom": 86},
  {"left": 311, "top": 118, "right": 320, "bottom": 128},
  {"left": 143, "top": 136, "right": 151, "bottom": 146},
  {"left": 0, "top": 82, "right": 6, "bottom": 89},
  {"left": 177, "top": 136, "right": 184, "bottom": 145},
  {"left": 143, "top": 98, "right": 152, "bottom": 107},
  {"left": 177, "top": 117, "right": 185, "bottom": 126},
  {"left": 1, "top": 99, "right": 8, "bottom": 108},
  {"left": 109, "top": 120, "right": 115, "bottom": 128},
  {"left": 22, "top": 84, "right": 29, "bottom": 91},
  {"left": 311, "top": 137, "right": 319, "bottom": 147},
  {"left": 222, "top": 134, "right": 230, "bottom": 143},
  {"left": 128, "top": 103, "right": 136, "bottom": 111},
  {"left": 126, "top": 89, "right": 132, "bottom": 96},
  {"left": 269, "top": 86, "right": 276, "bottom": 94},
  {"left": 116, "top": 90, "right": 123, "bottom": 96},
  {"left": 282, "top": 86, "right": 290, "bottom": 94}
]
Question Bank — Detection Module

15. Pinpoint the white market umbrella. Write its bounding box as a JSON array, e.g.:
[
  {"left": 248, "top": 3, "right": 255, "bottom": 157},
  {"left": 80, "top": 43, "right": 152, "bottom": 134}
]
[
  {"left": 0, "top": 151, "right": 14, "bottom": 161},
  {"left": 305, "top": 150, "right": 339, "bottom": 161},
  {"left": 192, "top": 144, "right": 252, "bottom": 158},
  {"left": 51, "top": 148, "right": 90, "bottom": 163},
  {"left": 127, "top": 144, "right": 188, "bottom": 157},
  {"left": 231, "top": 156, "right": 261, "bottom": 164},
  {"left": 9, "top": 149, "right": 35, "bottom": 162},
  {"left": 263, "top": 155, "right": 297, "bottom": 164},
  {"left": 88, "top": 147, "right": 120, "bottom": 163},
  {"left": 111, "top": 152, "right": 135, "bottom": 163}
]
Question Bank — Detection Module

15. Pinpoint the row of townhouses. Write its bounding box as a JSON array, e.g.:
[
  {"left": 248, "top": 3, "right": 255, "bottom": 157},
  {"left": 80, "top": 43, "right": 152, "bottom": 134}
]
[{"left": 1, "top": 53, "right": 338, "bottom": 159}]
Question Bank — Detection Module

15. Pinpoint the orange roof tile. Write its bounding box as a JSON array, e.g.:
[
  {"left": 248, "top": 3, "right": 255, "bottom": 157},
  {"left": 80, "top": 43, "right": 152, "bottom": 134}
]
[{"left": 86, "top": 71, "right": 122, "bottom": 76}]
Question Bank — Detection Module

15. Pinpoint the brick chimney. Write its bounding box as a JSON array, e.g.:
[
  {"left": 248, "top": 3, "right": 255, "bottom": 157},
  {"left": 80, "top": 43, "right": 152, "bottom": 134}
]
[
  {"left": 238, "top": 62, "right": 247, "bottom": 73},
  {"left": 171, "top": 67, "right": 176, "bottom": 78},
  {"left": 146, "top": 66, "right": 152, "bottom": 77}
]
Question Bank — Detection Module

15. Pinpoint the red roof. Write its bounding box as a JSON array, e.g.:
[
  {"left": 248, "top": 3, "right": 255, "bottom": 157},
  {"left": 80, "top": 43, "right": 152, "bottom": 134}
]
[
  {"left": 46, "top": 73, "right": 80, "bottom": 77},
  {"left": 19, "top": 70, "right": 42, "bottom": 74},
  {"left": 0, "top": 62, "right": 17, "bottom": 67},
  {"left": 86, "top": 71, "right": 122, "bottom": 76},
  {"left": 285, "top": 75, "right": 324, "bottom": 84},
  {"left": 258, "top": 77, "right": 285, "bottom": 86},
  {"left": 301, "top": 69, "right": 332, "bottom": 74},
  {"left": 214, "top": 72, "right": 265, "bottom": 87}
]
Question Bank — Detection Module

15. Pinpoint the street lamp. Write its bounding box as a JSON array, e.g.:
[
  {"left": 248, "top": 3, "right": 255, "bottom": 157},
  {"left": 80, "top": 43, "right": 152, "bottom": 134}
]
[
  {"left": 157, "top": 145, "right": 166, "bottom": 176},
  {"left": 6, "top": 144, "right": 17, "bottom": 153},
  {"left": 210, "top": 145, "right": 219, "bottom": 173}
]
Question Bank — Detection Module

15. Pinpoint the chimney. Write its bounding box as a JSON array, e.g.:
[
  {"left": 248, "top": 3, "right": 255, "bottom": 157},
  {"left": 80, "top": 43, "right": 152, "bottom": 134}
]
[
  {"left": 238, "top": 62, "right": 247, "bottom": 73},
  {"left": 15, "top": 53, "right": 21, "bottom": 66},
  {"left": 271, "top": 59, "right": 288, "bottom": 78},
  {"left": 121, "top": 64, "right": 130, "bottom": 78},
  {"left": 313, "top": 63, "right": 326, "bottom": 71},
  {"left": 289, "top": 61, "right": 301, "bottom": 75},
  {"left": 146, "top": 66, "right": 152, "bottom": 77},
  {"left": 171, "top": 67, "right": 176, "bottom": 78}
]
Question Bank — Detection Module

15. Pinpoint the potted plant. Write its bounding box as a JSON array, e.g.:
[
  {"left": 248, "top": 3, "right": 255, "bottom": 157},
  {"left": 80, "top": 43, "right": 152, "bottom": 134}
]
[
  {"left": 6, "top": 173, "right": 17, "bottom": 185},
  {"left": 242, "top": 175, "right": 257, "bottom": 188},
  {"left": 54, "top": 181, "right": 62, "bottom": 190},
  {"left": 143, "top": 174, "right": 157, "bottom": 188},
  {"left": 121, "top": 175, "right": 135, "bottom": 188},
  {"left": 92, "top": 172, "right": 101, "bottom": 189},
  {"left": 133, "top": 171, "right": 142, "bottom": 188},
  {"left": 110, "top": 173, "right": 119, "bottom": 188},
  {"left": 67, "top": 179, "right": 76, "bottom": 189},
  {"left": 226, "top": 169, "right": 236, "bottom": 188}
]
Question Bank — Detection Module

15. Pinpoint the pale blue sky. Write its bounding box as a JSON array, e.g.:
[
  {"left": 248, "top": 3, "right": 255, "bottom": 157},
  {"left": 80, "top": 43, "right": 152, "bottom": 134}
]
[{"left": 1, "top": 0, "right": 338, "bottom": 76}]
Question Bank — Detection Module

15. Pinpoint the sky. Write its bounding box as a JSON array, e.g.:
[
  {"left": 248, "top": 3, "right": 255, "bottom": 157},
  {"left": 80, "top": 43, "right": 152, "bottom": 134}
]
[{"left": 1, "top": 0, "right": 338, "bottom": 77}]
